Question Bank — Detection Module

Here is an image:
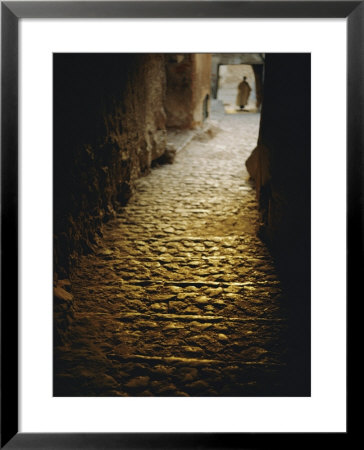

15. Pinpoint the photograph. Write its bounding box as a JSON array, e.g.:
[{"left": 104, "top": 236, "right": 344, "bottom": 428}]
[
  {"left": 1, "top": 0, "right": 353, "bottom": 445},
  {"left": 53, "top": 52, "right": 311, "bottom": 397}
]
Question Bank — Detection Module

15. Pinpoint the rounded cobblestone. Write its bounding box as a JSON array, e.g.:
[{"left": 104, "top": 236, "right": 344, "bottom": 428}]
[{"left": 54, "top": 108, "right": 289, "bottom": 397}]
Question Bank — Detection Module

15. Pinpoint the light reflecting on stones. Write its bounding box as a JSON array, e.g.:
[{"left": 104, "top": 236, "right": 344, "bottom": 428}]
[{"left": 54, "top": 107, "right": 289, "bottom": 397}]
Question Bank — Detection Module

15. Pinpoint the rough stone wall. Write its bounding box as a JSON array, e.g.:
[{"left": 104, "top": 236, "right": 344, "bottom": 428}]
[
  {"left": 53, "top": 54, "right": 167, "bottom": 281},
  {"left": 165, "top": 54, "right": 211, "bottom": 129},
  {"left": 165, "top": 54, "right": 194, "bottom": 129}
]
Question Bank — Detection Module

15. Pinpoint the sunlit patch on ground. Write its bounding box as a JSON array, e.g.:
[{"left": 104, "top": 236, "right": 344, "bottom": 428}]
[{"left": 224, "top": 105, "right": 259, "bottom": 114}]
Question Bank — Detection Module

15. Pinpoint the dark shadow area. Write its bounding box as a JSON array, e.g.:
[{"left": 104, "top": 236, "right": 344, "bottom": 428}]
[{"left": 247, "top": 53, "right": 311, "bottom": 395}]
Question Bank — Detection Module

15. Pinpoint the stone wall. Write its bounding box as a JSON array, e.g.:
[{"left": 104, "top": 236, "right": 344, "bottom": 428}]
[
  {"left": 53, "top": 54, "right": 167, "bottom": 281},
  {"left": 165, "top": 54, "right": 212, "bottom": 129}
]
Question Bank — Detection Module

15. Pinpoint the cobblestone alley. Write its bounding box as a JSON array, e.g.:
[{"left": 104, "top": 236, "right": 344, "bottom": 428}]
[{"left": 54, "top": 106, "right": 290, "bottom": 397}]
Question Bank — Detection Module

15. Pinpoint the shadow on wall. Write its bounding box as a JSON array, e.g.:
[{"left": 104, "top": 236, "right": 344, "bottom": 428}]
[
  {"left": 246, "top": 53, "right": 310, "bottom": 279},
  {"left": 246, "top": 53, "right": 311, "bottom": 394}
]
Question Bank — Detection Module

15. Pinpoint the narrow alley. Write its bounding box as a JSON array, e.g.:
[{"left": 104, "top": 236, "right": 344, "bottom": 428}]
[{"left": 54, "top": 105, "right": 289, "bottom": 397}]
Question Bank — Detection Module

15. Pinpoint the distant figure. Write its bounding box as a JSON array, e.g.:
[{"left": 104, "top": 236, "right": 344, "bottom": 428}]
[{"left": 236, "top": 76, "right": 252, "bottom": 110}]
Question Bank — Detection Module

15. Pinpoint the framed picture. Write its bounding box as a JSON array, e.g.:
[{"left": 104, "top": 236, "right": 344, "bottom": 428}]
[{"left": 1, "top": 1, "right": 353, "bottom": 448}]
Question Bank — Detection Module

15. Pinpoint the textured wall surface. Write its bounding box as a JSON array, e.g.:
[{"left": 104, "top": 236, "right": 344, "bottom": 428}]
[
  {"left": 192, "top": 54, "right": 213, "bottom": 125},
  {"left": 53, "top": 54, "right": 167, "bottom": 282},
  {"left": 165, "top": 54, "right": 194, "bottom": 129},
  {"left": 165, "top": 54, "right": 211, "bottom": 129}
]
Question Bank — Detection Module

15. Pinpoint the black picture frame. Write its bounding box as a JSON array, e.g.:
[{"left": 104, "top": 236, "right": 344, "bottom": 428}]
[{"left": 1, "top": 1, "right": 354, "bottom": 448}]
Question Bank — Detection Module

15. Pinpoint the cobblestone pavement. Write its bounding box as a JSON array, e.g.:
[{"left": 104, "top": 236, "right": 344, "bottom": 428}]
[{"left": 54, "top": 108, "right": 290, "bottom": 396}]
